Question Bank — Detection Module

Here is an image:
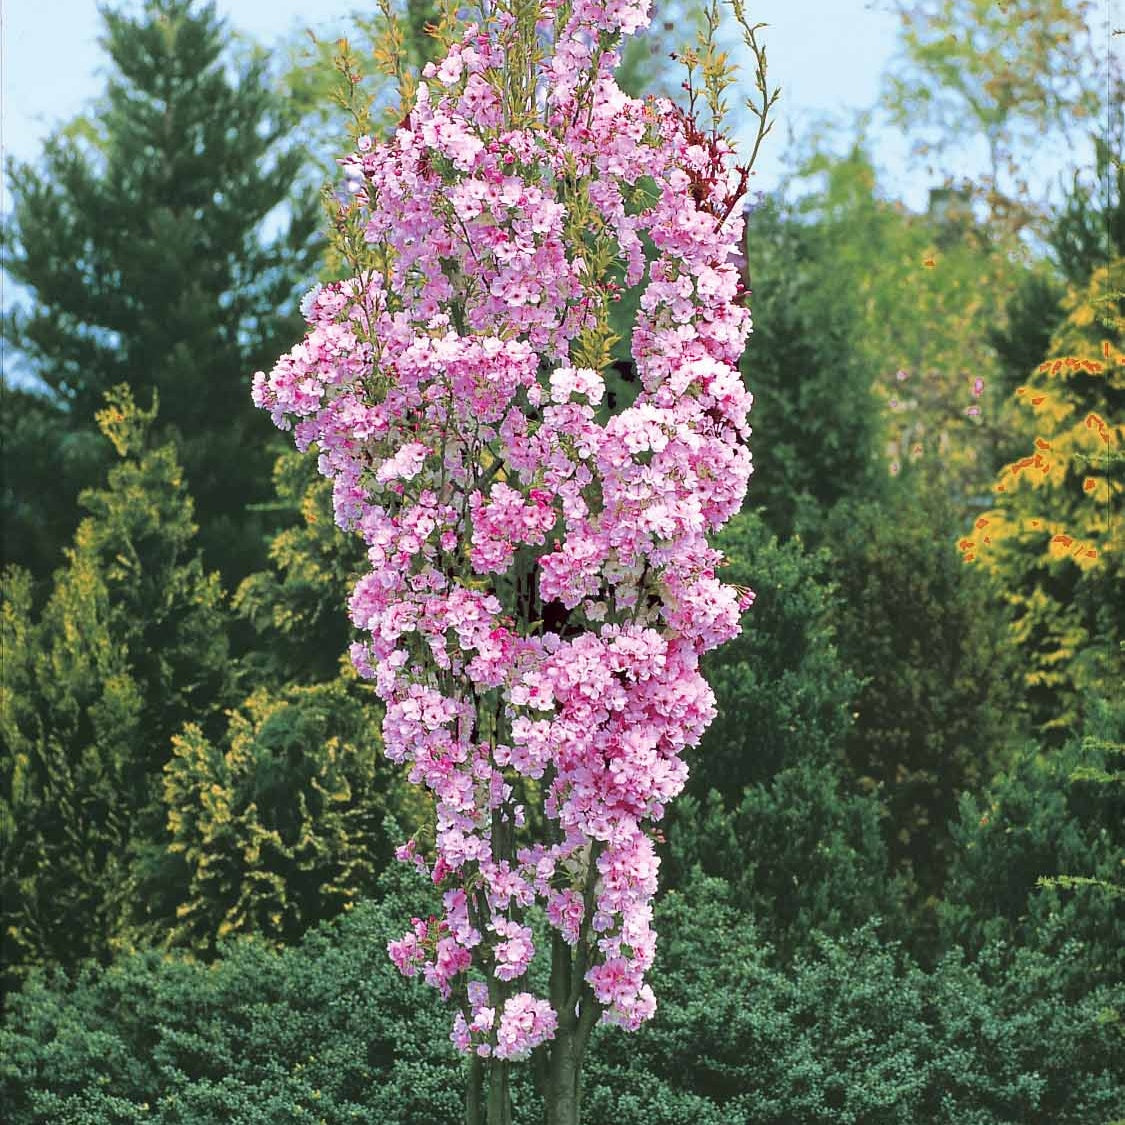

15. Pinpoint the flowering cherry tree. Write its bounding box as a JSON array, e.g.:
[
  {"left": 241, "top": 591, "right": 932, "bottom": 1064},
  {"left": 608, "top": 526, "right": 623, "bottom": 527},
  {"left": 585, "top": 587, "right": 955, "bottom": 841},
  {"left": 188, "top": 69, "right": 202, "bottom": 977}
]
[{"left": 252, "top": 0, "right": 773, "bottom": 1120}]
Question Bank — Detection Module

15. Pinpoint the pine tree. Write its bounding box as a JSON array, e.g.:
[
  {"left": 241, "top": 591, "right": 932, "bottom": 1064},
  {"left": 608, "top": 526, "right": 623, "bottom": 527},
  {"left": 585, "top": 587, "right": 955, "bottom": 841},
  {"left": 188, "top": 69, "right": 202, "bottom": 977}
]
[{"left": 2, "top": 0, "right": 321, "bottom": 584}]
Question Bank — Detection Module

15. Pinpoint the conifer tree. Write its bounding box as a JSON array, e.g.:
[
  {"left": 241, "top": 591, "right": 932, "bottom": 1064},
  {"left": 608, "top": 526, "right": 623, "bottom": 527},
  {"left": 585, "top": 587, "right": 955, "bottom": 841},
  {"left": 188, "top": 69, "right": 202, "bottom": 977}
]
[
  {"left": 163, "top": 677, "right": 400, "bottom": 953},
  {"left": 233, "top": 451, "right": 365, "bottom": 687},
  {"left": 737, "top": 196, "right": 885, "bottom": 538},
  {"left": 960, "top": 259, "right": 1124, "bottom": 739},
  {"left": 0, "top": 387, "right": 233, "bottom": 985},
  {"left": 2, "top": 0, "right": 320, "bottom": 584},
  {"left": 828, "top": 473, "right": 1022, "bottom": 906}
]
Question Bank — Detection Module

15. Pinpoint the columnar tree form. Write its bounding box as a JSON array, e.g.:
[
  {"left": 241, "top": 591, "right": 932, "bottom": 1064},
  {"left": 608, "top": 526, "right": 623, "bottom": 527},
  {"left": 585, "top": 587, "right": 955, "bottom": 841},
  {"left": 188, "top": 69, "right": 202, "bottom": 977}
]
[
  {"left": 732, "top": 194, "right": 885, "bottom": 540},
  {"left": 252, "top": 1, "right": 766, "bottom": 1121}
]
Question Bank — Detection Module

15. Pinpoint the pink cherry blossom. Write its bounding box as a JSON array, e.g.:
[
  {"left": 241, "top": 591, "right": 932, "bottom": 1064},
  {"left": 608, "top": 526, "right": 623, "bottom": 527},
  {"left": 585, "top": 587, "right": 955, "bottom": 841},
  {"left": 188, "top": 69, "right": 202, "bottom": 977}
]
[{"left": 252, "top": 0, "right": 756, "bottom": 1065}]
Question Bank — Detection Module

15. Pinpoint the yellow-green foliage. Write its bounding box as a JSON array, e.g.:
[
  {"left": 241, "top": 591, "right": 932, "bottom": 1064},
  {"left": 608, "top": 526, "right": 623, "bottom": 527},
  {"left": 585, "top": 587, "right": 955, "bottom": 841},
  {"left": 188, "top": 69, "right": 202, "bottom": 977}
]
[
  {"left": 1, "top": 565, "right": 138, "bottom": 974},
  {"left": 792, "top": 146, "right": 1026, "bottom": 492},
  {"left": 163, "top": 677, "right": 408, "bottom": 952},
  {"left": 961, "top": 260, "right": 1124, "bottom": 736},
  {"left": 0, "top": 387, "right": 233, "bottom": 983}
]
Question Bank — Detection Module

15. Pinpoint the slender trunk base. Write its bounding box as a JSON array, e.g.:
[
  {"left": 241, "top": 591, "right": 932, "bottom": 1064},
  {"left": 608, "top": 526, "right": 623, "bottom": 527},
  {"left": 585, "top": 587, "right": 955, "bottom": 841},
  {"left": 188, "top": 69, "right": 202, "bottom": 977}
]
[
  {"left": 545, "top": 1027, "right": 580, "bottom": 1125},
  {"left": 467, "top": 1054, "right": 484, "bottom": 1125},
  {"left": 488, "top": 1059, "right": 513, "bottom": 1125}
]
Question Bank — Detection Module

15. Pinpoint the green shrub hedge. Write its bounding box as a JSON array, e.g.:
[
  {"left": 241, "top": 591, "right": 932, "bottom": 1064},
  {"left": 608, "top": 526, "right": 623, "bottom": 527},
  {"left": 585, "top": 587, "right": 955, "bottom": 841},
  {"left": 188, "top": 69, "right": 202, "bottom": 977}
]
[{"left": 3, "top": 873, "right": 1119, "bottom": 1124}]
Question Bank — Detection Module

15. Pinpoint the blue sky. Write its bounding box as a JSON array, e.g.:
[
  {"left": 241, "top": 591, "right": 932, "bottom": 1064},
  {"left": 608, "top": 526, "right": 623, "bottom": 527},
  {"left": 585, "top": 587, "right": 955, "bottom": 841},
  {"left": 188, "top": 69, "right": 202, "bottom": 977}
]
[{"left": 4, "top": 1, "right": 919, "bottom": 205}]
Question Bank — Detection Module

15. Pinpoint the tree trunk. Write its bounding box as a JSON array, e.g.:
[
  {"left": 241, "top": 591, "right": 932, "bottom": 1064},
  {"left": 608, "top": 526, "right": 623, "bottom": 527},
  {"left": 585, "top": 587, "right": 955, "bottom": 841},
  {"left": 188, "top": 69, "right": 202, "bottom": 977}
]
[
  {"left": 488, "top": 1059, "right": 513, "bottom": 1125},
  {"left": 545, "top": 1025, "right": 580, "bottom": 1125},
  {"left": 467, "top": 1054, "right": 484, "bottom": 1125},
  {"left": 543, "top": 926, "right": 600, "bottom": 1125}
]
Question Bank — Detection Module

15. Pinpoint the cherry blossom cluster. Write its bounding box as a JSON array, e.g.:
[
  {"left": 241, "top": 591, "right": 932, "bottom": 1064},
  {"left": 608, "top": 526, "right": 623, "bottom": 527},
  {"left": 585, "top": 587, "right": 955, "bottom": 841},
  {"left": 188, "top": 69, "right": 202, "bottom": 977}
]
[{"left": 252, "top": 0, "right": 754, "bottom": 1063}]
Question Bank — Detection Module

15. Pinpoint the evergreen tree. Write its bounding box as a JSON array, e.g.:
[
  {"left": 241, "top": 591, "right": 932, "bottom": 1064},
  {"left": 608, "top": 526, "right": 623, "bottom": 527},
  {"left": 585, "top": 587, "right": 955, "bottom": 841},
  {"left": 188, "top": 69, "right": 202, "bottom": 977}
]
[
  {"left": 691, "top": 509, "right": 858, "bottom": 799},
  {"left": 961, "top": 257, "right": 1124, "bottom": 739},
  {"left": 163, "top": 677, "right": 400, "bottom": 954},
  {"left": 1050, "top": 126, "right": 1125, "bottom": 286},
  {"left": 0, "top": 389, "right": 106, "bottom": 581},
  {"left": 964, "top": 104, "right": 1124, "bottom": 740},
  {"left": 2, "top": 0, "right": 321, "bottom": 585},
  {"left": 988, "top": 268, "right": 1067, "bottom": 406},
  {"left": 667, "top": 762, "right": 903, "bottom": 958},
  {"left": 988, "top": 110, "right": 1124, "bottom": 409},
  {"left": 940, "top": 725, "right": 1124, "bottom": 986},
  {"left": 825, "top": 472, "right": 1022, "bottom": 910},
  {"left": 0, "top": 387, "right": 234, "bottom": 986},
  {"left": 739, "top": 196, "right": 885, "bottom": 538},
  {"left": 233, "top": 451, "right": 365, "bottom": 687}
]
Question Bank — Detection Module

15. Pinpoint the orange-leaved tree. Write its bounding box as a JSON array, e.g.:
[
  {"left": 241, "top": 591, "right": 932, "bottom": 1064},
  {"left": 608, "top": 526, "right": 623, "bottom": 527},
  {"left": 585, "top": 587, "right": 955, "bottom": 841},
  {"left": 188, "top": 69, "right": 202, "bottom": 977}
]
[{"left": 960, "top": 258, "right": 1123, "bottom": 739}]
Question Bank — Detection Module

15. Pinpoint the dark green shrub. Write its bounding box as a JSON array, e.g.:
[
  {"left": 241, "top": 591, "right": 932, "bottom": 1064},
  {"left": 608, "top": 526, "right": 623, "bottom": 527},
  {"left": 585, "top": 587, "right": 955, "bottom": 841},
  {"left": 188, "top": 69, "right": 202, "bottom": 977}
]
[
  {"left": 4, "top": 874, "right": 1120, "bottom": 1125},
  {"left": 692, "top": 510, "right": 859, "bottom": 800},
  {"left": 0, "top": 869, "right": 460, "bottom": 1125},
  {"left": 823, "top": 475, "right": 1022, "bottom": 901},
  {"left": 587, "top": 879, "right": 1122, "bottom": 1125},
  {"left": 666, "top": 761, "right": 903, "bottom": 956},
  {"left": 940, "top": 730, "right": 1124, "bottom": 986}
]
